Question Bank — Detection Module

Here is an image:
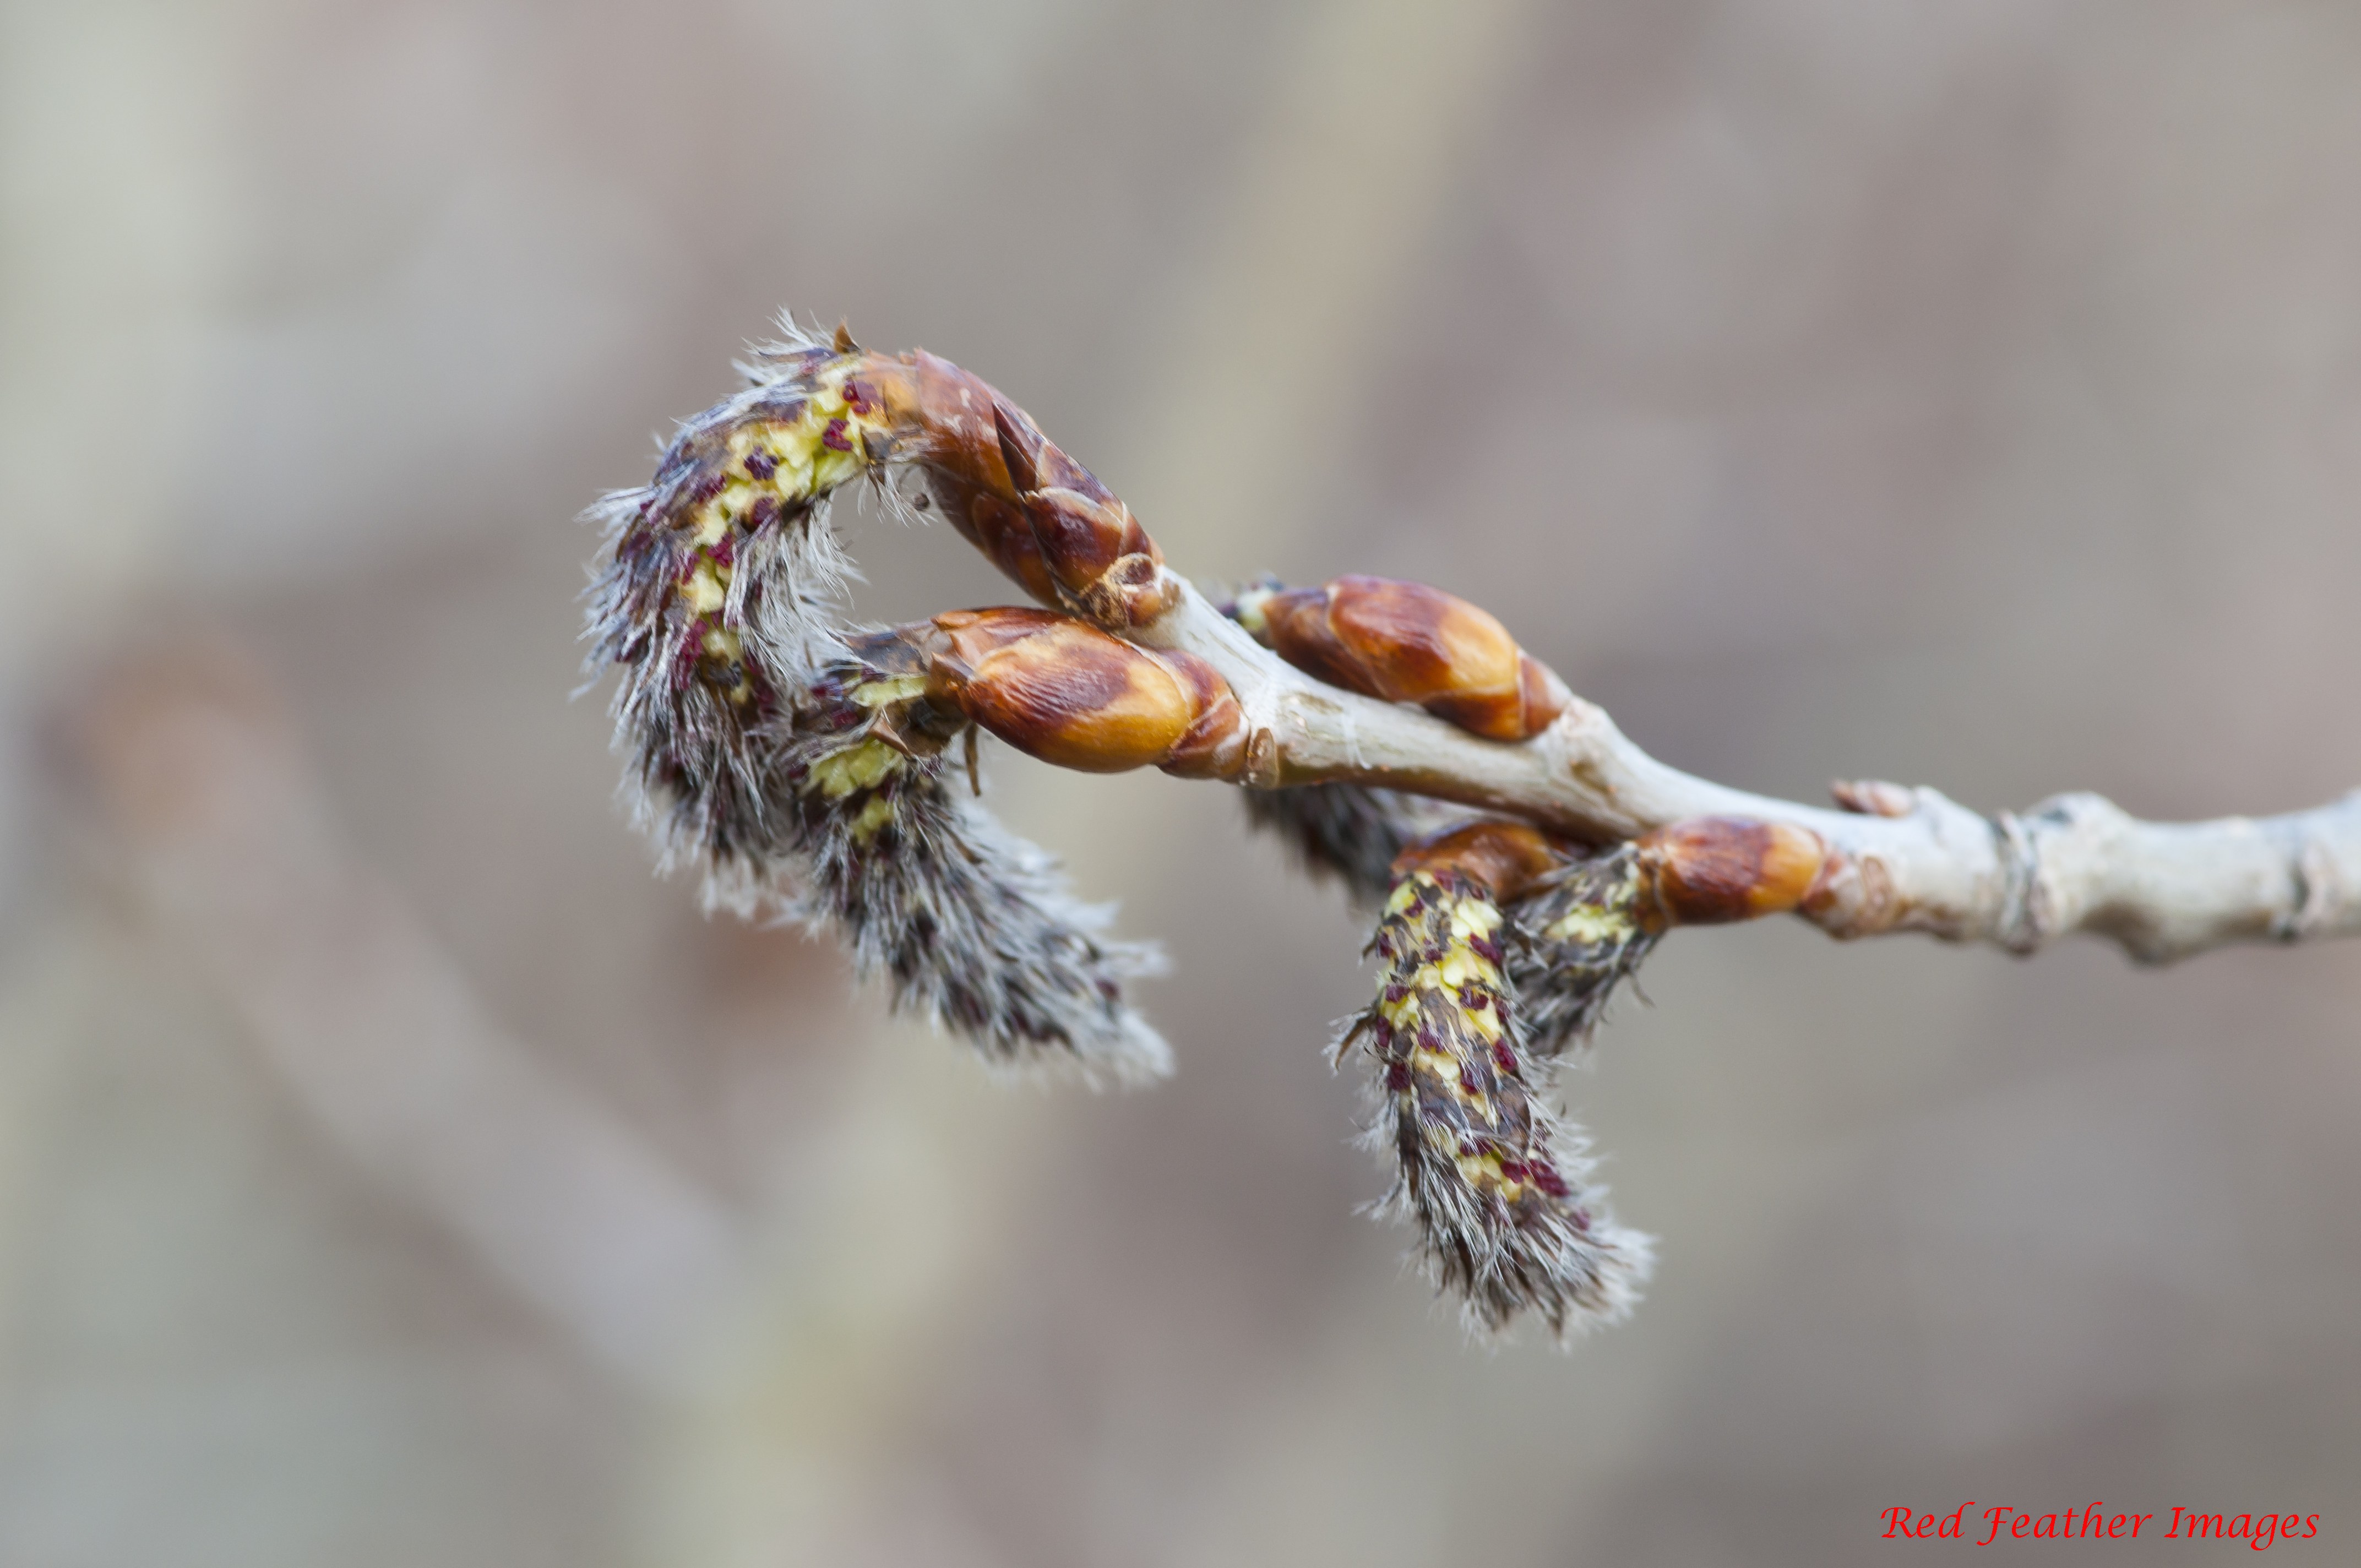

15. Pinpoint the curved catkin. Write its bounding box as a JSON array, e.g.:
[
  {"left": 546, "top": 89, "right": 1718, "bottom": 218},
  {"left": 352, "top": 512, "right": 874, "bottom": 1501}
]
[
  {"left": 1340, "top": 867, "right": 1652, "bottom": 1338},
  {"left": 582, "top": 323, "right": 894, "bottom": 881},
  {"left": 582, "top": 323, "right": 1168, "bottom": 1082}
]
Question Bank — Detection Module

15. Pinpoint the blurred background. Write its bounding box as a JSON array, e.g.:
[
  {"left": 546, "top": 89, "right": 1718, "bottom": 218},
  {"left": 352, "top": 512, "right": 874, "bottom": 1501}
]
[{"left": 3, "top": 0, "right": 2359, "bottom": 1562}]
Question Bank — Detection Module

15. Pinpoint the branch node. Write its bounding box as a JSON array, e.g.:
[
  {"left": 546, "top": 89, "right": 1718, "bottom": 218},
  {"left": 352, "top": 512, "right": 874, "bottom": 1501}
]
[
  {"left": 1990, "top": 809, "right": 2049, "bottom": 956},
  {"left": 2286, "top": 833, "right": 2346, "bottom": 942}
]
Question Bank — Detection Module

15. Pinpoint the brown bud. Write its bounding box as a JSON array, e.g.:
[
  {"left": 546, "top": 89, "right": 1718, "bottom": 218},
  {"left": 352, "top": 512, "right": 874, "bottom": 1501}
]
[
  {"left": 1633, "top": 817, "right": 1828, "bottom": 926},
  {"left": 995, "top": 406, "right": 1173, "bottom": 625},
  {"left": 1152, "top": 648, "right": 1248, "bottom": 780},
  {"left": 1389, "top": 820, "right": 1567, "bottom": 902},
  {"left": 1248, "top": 576, "right": 1570, "bottom": 742},
  {"left": 924, "top": 608, "right": 1242, "bottom": 778},
  {"left": 962, "top": 488, "right": 1064, "bottom": 607},
  {"left": 871, "top": 351, "right": 1175, "bottom": 624}
]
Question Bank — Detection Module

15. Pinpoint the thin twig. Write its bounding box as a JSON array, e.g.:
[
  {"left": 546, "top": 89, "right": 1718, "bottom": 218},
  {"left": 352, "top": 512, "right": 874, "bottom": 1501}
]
[{"left": 1132, "top": 582, "right": 2361, "bottom": 965}]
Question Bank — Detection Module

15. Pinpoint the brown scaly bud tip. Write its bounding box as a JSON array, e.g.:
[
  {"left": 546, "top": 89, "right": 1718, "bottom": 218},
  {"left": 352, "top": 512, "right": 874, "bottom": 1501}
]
[
  {"left": 922, "top": 608, "right": 1245, "bottom": 780},
  {"left": 1341, "top": 864, "right": 1652, "bottom": 1339},
  {"left": 1632, "top": 816, "right": 1829, "bottom": 927},
  {"left": 1390, "top": 819, "right": 1568, "bottom": 903},
  {"left": 1238, "top": 575, "right": 1570, "bottom": 742},
  {"left": 872, "top": 351, "right": 1176, "bottom": 627}
]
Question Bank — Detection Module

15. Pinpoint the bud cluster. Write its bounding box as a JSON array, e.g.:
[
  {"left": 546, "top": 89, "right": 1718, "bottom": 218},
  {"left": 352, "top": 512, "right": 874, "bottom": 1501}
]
[{"left": 585, "top": 320, "right": 1854, "bottom": 1342}]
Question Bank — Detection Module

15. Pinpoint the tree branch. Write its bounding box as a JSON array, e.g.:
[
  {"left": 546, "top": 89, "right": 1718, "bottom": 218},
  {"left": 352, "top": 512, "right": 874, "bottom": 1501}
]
[{"left": 1133, "top": 581, "right": 2361, "bottom": 965}]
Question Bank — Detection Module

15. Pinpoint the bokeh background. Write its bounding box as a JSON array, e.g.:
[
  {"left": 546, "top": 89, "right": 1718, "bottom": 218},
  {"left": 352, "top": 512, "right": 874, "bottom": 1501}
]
[{"left": 4, "top": 1, "right": 2359, "bottom": 1563}]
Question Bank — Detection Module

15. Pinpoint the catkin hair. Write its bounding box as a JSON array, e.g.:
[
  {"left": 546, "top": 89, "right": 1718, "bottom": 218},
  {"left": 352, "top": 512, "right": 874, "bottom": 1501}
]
[{"left": 1240, "top": 783, "right": 1426, "bottom": 906}]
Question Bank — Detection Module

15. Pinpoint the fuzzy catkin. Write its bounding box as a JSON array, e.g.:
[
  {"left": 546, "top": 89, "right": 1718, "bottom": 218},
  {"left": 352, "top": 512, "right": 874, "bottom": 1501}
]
[
  {"left": 1341, "top": 867, "right": 1651, "bottom": 1338},
  {"left": 1506, "top": 845, "right": 1661, "bottom": 1058},
  {"left": 775, "top": 662, "right": 1171, "bottom": 1084}
]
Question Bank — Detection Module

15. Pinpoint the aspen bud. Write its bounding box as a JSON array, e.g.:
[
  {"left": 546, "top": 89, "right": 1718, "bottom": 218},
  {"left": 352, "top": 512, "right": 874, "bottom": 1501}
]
[
  {"left": 1505, "top": 818, "right": 1829, "bottom": 1057},
  {"left": 1236, "top": 575, "right": 1571, "bottom": 742},
  {"left": 1632, "top": 816, "right": 1829, "bottom": 926},
  {"left": 878, "top": 352, "right": 1178, "bottom": 625},
  {"left": 921, "top": 608, "right": 1245, "bottom": 780}
]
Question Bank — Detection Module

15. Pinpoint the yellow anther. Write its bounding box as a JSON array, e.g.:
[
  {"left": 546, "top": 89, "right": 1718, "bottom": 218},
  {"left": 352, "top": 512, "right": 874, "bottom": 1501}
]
[
  {"left": 1411, "top": 1045, "right": 1459, "bottom": 1082},
  {"left": 846, "top": 793, "right": 896, "bottom": 844},
  {"left": 807, "top": 738, "right": 904, "bottom": 801},
  {"left": 850, "top": 674, "right": 930, "bottom": 708},
  {"left": 682, "top": 560, "right": 729, "bottom": 615},
  {"left": 1437, "top": 946, "right": 1500, "bottom": 990},
  {"left": 1447, "top": 900, "right": 1502, "bottom": 939}
]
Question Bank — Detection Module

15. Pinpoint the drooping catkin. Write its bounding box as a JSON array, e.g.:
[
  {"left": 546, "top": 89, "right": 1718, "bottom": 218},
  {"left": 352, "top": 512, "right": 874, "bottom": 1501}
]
[
  {"left": 779, "top": 652, "right": 1171, "bottom": 1085},
  {"left": 1340, "top": 832, "right": 1652, "bottom": 1338},
  {"left": 1505, "top": 846, "right": 1661, "bottom": 1058}
]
